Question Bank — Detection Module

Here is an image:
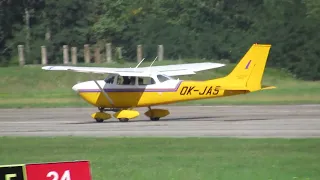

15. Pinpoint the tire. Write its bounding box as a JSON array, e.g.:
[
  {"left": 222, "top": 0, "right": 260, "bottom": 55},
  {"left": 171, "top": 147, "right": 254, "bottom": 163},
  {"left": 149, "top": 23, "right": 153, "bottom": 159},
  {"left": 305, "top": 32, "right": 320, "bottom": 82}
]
[
  {"left": 150, "top": 117, "right": 160, "bottom": 121},
  {"left": 119, "top": 118, "right": 129, "bottom": 122},
  {"left": 95, "top": 118, "right": 104, "bottom": 123}
]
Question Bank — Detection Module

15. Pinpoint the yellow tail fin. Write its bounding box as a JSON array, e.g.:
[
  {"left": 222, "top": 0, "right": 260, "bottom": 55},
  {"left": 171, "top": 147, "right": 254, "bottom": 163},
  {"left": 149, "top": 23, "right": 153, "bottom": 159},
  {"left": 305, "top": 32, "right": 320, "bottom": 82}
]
[{"left": 224, "top": 44, "right": 272, "bottom": 91}]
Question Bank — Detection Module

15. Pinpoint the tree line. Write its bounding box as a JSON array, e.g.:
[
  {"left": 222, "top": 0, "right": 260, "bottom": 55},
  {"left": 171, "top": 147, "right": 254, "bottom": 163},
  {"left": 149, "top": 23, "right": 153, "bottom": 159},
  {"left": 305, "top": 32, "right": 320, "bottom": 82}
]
[{"left": 1, "top": 0, "right": 319, "bottom": 80}]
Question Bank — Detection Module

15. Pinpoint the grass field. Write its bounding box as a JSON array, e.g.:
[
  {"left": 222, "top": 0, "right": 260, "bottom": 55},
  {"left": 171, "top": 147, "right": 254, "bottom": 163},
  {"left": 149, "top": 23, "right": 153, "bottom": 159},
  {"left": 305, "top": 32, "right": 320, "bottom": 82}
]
[
  {"left": 1, "top": 60, "right": 320, "bottom": 108},
  {"left": 0, "top": 137, "right": 319, "bottom": 180}
]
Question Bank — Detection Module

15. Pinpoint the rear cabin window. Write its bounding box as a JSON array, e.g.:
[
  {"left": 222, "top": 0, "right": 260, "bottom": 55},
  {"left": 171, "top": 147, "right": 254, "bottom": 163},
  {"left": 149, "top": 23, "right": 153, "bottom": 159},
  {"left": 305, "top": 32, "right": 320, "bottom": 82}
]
[{"left": 138, "top": 77, "right": 156, "bottom": 85}]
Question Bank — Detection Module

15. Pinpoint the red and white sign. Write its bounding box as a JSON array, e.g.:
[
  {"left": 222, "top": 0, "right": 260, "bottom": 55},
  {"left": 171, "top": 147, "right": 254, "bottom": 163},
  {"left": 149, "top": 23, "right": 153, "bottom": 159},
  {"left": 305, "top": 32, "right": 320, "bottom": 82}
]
[{"left": 25, "top": 160, "right": 91, "bottom": 180}]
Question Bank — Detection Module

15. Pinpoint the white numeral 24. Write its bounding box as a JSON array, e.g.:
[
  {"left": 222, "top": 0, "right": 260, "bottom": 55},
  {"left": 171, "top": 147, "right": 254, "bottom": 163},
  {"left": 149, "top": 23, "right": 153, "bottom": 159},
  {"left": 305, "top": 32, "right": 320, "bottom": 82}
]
[{"left": 47, "top": 170, "right": 71, "bottom": 180}]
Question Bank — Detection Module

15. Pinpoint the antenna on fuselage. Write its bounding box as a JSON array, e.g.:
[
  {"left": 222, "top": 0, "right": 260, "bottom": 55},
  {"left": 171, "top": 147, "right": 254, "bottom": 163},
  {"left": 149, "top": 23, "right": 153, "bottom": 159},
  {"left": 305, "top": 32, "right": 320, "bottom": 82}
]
[
  {"left": 148, "top": 56, "right": 158, "bottom": 75},
  {"left": 149, "top": 56, "right": 158, "bottom": 68},
  {"left": 134, "top": 58, "right": 146, "bottom": 70}
]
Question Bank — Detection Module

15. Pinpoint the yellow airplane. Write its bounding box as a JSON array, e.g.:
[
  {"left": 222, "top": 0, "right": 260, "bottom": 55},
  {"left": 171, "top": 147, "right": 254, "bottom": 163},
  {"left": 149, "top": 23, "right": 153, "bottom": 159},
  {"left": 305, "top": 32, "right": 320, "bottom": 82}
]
[{"left": 42, "top": 44, "right": 275, "bottom": 122}]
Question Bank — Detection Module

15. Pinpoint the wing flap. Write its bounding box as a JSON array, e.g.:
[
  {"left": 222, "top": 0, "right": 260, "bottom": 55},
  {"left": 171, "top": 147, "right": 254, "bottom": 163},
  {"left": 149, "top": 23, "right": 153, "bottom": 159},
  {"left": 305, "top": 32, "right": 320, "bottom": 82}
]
[
  {"left": 147, "top": 62, "right": 225, "bottom": 76},
  {"left": 157, "top": 69, "right": 196, "bottom": 76}
]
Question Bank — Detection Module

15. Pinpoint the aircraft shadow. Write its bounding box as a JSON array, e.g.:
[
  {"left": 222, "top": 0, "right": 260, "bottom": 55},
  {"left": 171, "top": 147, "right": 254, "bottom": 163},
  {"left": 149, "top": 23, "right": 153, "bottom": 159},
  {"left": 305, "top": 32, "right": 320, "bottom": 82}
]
[
  {"left": 161, "top": 117, "right": 269, "bottom": 122},
  {"left": 65, "top": 116, "right": 270, "bottom": 125},
  {"left": 65, "top": 116, "right": 217, "bottom": 124}
]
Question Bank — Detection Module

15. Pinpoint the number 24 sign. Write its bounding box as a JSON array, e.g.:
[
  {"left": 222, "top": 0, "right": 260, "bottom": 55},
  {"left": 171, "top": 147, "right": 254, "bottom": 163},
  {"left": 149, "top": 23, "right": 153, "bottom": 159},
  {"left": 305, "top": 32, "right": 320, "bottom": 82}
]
[
  {"left": 46, "top": 170, "right": 71, "bottom": 180},
  {"left": 26, "top": 161, "right": 91, "bottom": 180}
]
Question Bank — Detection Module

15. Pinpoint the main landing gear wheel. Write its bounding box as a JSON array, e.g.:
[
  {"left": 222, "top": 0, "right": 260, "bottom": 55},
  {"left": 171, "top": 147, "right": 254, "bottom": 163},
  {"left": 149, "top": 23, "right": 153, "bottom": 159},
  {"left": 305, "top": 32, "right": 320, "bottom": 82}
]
[
  {"left": 150, "top": 117, "right": 160, "bottom": 121},
  {"left": 95, "top": 118, "right": 104, "bottom": 123},
  {"left": 118, "top": 118, "right": 129, "bottom": 122}
]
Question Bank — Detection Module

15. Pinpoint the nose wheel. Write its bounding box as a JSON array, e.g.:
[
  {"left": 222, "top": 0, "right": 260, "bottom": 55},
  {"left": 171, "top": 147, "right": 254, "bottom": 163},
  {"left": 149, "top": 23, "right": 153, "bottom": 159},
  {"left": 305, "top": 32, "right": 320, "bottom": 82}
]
[
  {"left": 93, "top": 107, "right": 114, "bottom": 123},
  {"left": 95, "top": 107, "right": 106, "bottom": 123}
]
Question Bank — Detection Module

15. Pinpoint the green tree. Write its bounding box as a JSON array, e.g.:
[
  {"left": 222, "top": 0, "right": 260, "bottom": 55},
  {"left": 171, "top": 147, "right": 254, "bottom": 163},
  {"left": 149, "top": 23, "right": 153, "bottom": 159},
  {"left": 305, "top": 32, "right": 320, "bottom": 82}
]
[{"left": 0, "top": 0, "right": 319, "bottom": 80}]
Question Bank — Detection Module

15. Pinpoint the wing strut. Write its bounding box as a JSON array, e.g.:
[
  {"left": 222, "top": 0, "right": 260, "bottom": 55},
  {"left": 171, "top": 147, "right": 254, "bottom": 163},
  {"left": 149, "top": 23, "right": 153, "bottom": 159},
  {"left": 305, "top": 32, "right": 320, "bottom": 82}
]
[
  {"left": 88, "top": 72, "right": 115, "bottom": 107},
  {"left": 93, "top": 80, "right": 115, "bottom": 107}
]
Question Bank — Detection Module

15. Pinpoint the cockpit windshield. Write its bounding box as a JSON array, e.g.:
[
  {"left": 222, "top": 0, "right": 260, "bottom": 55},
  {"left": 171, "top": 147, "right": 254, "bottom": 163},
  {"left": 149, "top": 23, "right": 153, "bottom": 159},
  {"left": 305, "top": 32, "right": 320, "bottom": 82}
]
[{"left": 104, "top": 75, "right": 115, "bottom": 84}]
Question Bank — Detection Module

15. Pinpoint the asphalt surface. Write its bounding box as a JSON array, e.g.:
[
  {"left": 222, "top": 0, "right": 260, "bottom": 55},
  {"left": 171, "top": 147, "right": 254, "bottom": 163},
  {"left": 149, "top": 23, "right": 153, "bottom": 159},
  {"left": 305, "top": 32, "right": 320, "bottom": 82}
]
[{"left": 0, "top": 105, "right": 319, "bottom": 138}]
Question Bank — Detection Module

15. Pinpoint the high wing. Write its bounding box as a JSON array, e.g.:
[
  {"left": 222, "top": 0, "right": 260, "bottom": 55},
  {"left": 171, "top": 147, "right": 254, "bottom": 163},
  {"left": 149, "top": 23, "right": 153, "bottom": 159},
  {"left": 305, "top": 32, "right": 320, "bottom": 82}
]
[
  {"left": 41, "top": 62, "right": 225, "bottom": 77},
  {"left": 138, "top": 62, "right": 225, "bottom": 76},
  {"left": 42, "top": 65, "right": 151, "bottom": 77}
]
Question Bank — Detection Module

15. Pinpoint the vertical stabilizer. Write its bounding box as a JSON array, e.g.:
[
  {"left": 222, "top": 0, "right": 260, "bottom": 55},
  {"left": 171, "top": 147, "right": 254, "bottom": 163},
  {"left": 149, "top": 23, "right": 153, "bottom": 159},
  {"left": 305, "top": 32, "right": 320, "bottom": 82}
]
[{"left": 224, "top": 44, "right": 271, "bottom": 91}]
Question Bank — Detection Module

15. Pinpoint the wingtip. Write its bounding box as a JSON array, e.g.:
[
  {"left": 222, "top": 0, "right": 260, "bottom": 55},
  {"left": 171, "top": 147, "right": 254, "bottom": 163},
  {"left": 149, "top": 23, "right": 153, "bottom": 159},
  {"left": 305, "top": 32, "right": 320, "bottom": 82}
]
[
  {"left": 213, "top": 63, "right": 226, "bottom": 68},
  {"left": 41, "top": 66, "right": 52, "bottom": 70},
  {"left": 206, "top": 62, "right": 226, "bottom": 67}
]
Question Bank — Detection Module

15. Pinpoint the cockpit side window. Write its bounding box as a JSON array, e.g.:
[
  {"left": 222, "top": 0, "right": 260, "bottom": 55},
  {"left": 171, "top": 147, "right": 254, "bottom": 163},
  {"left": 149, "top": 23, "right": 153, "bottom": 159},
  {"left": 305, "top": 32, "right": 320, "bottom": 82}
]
[
  {"left": 138, "top": 77, "right": 156, "bottom": 85},
  {"left": 117, "top": 76, "right": 136, "bottom": 85},
  {"left": 157, "top": 74, "right": 171, "bottom": 82}
]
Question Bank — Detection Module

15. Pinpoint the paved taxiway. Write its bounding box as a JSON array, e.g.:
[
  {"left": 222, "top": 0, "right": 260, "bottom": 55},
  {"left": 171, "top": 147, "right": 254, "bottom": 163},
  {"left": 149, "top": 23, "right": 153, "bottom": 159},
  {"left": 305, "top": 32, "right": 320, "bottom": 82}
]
[{"left": 0, "top": 105, "right": 319, "bottom": 138}]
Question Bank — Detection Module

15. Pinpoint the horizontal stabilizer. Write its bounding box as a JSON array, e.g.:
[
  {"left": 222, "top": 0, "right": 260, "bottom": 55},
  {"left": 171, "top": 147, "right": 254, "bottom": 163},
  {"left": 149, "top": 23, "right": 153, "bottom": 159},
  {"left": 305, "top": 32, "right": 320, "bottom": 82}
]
[
  {"left": 216, "top": 86, "right": 250, "bottom": 91},
  {"left": 261, "top": 85, "right": 277, "bottom": 90},
  {"left": 216, "top": 85, "right": 276, "bottom": 91}
]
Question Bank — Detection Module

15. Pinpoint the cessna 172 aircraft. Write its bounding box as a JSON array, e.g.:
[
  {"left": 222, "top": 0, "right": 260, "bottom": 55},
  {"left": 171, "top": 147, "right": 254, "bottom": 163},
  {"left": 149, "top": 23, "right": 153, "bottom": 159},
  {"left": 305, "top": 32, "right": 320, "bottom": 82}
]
[{"left": 42, "top": 44, "right": 275, "bottom": 122}]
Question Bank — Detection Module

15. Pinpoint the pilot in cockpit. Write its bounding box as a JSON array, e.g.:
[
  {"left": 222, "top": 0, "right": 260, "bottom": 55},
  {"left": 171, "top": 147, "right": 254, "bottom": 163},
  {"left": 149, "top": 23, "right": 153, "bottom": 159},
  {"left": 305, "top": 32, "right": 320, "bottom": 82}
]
[
  {"left": 130, "top": 77, "right": 136, "bottom": 85},
  {"left": 122, "top": 76, "right": 130, "bottom": 85},
  {"left": 138, "top": 77, "right": 143, "bottom": 85}
]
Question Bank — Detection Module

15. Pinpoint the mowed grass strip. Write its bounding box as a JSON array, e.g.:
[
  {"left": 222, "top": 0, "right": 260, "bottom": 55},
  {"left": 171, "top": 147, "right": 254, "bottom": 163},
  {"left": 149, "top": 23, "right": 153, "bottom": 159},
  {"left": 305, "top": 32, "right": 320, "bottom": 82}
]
[
  {"left": 0, "top": 137, "right": 319, "bottom": 180},
  {"left": 1, "top": 60, "right": 319, "bottom": 108}
]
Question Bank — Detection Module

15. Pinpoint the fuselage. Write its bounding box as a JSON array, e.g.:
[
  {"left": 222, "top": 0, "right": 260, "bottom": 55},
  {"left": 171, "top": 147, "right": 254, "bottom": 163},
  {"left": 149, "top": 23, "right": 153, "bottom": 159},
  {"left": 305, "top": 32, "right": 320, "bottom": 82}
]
[{"left": 72, "top": 78, "right": 247, "bottom": 108}]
